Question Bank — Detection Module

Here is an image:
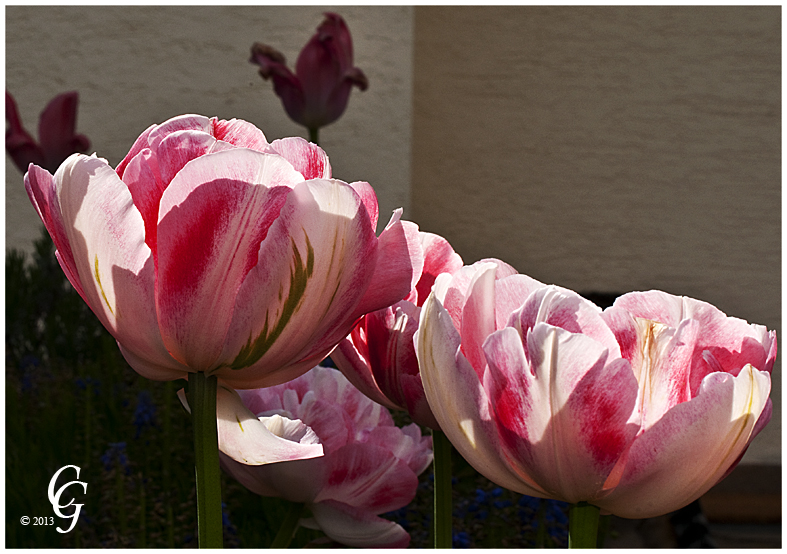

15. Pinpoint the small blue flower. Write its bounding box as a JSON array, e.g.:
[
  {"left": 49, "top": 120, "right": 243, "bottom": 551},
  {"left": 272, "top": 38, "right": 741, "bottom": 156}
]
[
  {"left": 453, "top": 531, "right": 470, "bottom": 548},
  {"left": 518, "top": 495, "right": 541, "bottom": 511},
  {"left": 101, "top": 442, "right": 130, "bottom": 474},
  {"left": 75, "top": 376, "right": 101, "bottom": 394},
  {"left": 20, "top": 355, "right": 40, "bottom": 370},
  {"left": 493, "top": 499, "right": 512, "bottom": 509},
  {"left": 132, "top": 390, "right": 157, "bottom": 439},
  {"left": 221, "top": 502, "right": 238, "bottom": 538}
]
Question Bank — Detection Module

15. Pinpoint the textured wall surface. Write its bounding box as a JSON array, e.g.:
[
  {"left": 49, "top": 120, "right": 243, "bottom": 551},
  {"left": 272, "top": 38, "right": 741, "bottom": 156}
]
[
  {"left": 412, "top": 6, "right": 780, "bottom": 464},
  {"left": 6, "top": 5, "right": 414, "bottom": 250}
]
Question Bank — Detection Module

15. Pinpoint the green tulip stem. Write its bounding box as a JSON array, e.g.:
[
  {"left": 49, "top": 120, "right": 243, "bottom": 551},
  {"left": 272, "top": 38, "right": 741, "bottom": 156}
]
[
  {"left": 568, "top": 502, "right": 600, "bottom": 548},
  {"left": 432, "top": 429, "right": 453, "bottom": 548},
  {"left": 270, "top": 501, "right": 305, "bottom": 548},
  {"left": 190, "top": 372, "right": 223, "bottom": 548},
  {"left": 308, "top": 127, "right": 319, "bottom": 146}
]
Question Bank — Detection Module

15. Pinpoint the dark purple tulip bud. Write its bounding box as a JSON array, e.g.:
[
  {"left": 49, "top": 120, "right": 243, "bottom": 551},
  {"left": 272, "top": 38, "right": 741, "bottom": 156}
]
[{"left": 250, "top": 12, "right": 367, "bottom": 140}]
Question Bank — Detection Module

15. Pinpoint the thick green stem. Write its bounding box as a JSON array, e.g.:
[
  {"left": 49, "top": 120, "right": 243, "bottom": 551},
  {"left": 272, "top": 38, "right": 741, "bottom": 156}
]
[
  {"left": 432, "top": 429, "right": 453, "bottom": 548},
  {"left": 568, "top": 502, "right": 600, "bottom": 548},
  {"left": 308, "top": 127, "right": 319, "bottom": 145},
  {"left": 270, "top": 501, "right": 305, "bottom": 548},
  {"left": 190, "top": 372, "right": 223, "bottom": 548}
]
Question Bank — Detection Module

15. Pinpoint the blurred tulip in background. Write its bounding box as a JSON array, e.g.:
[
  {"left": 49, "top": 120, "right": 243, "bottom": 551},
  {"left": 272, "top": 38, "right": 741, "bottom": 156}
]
[
  {"left": 250, "top": 12, "right": 368, "bottom": 143},
  {"left": 6, "top": 90, "right": 90, "bottom": 173}
]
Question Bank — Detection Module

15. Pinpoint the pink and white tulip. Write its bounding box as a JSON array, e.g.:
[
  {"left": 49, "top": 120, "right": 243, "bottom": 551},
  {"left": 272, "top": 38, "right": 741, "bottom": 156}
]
[
  {"left": 24, "top": 114, "right": 420, "bottom": 390},
  {"left": 416, "top": 260, "right": 775, "bottom": 519},
  {"left": 332, "top": 231, "right": 463, "bottom": 429},
  {"left": 220, "top": 365, "right": 433, "bottom": 548}
]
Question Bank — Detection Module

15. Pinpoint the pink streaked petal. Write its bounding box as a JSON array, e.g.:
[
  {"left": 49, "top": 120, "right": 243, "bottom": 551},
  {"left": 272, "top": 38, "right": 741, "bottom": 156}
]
[
  {"left": 219, "top": 452, "right": 282, "bottom": 498},
  {"left": 598, "top": 365, "right": 771, "bottom": 519},
  {"left": 365, "top": 423, "right": 434, "bottom": 476},
  {"left": 493, "top": 274, "right": 544, "bottom": 331},
  {"left": 332, "top": 335, "right": 402, "bottom": 412},
  {"left": 222, "top": 449, "right": 325, "bottom": 503},
  {"left": 513, "top": 286, "right": 622, "bottom": 360},
  {"left": 400, "top": 371, "right": 441, "bottom": 430},
  {"left": 414, "top": 232, "right": 464, "bottom": 306},
  {"left": 25, "top": 162, "right": 85, "bottom": 299},
  {"left": 117, "top": 342, "right": 190, "bottom": 381},
  {"left": 156, "top": 149, "right": 299, "bottom": 369},
  {"left": 314, "top": 443, "right": 418, "bottom": 514},
  {"left": 153, "top": 129, "right": 222, "bottom": 186},
  {"left": 270, "top": 137, "right": 331, "bottom": 180},
  {"left": 441, "top": 259, "right": 514, "bottom": 333},
  {"left": 460, "top": 262, "right": 498, "bottom": 379},
  {"left": 764, "top": 330, "right": 778, "bottom": 373},
  {"left": 416, "top": 293, "right": 548, "bottom": 497},
  {"left": 600, "top": 305, "right": 640, "bottom": 364},
  {"left": 349, "top": 180, "right": 378, "bottom": 231},
  {"left": 477, "top": 257, "right": 519, "bottom": 279},
  {"left": 615, "top": 291, "right": 775, "bottom": 395},
  {"left": 294, "top": 398, "right": 354, "bottom": 454},
  {"left": 716, "top": 397, "right": 773, "bottom": 483},
  {"left": 309, "top": 500, "right": 411, "bottom": 548},
  {"left": 633, "top": 318, "right": 699, "bottom": 430},
  {"left": 211, "top": 117, "right": 270, "bottom": 152},
  {"left": 400, "top": 423, "right": 435, "bottom": 475},
  {"left": 146, "top": 114, "right": 213, "bottom": 151},
  {"left": 334, "top": 371, "right": 391, "bottom": 431},
  {"left": 215, "top": 179, "right": 378, "bottom": 386},
  {"left": 612, "top": 290, "right": 687, "bottom": 327},
  {"left": 121, "top": 148, "right": 165, "bottom": 252},
  {"left": 346, "top": 210, "right": 422, "bottom": 323},
  {"left": 365, "top": 302, "right": 420, "bottom": 405},
  {"left": 215, "top": 384, "right": 324, "bottom": 465},
  {"left": 53, "top": 155, "right": 180, "bottom": 376},
  {"left": 486, "top": 325, "right": 638, "bottom": 502},
  {"left": 116, "top": 123, "right": 156, "bottom": 178}
]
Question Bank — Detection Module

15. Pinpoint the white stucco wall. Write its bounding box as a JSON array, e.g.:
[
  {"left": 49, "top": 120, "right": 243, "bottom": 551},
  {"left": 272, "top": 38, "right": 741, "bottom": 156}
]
[
  {"left": 412, "top": 6, "right": 780, "bottom": 466},
  {"left": 6, "top": 5, "right": 414, "bottom": 253}
]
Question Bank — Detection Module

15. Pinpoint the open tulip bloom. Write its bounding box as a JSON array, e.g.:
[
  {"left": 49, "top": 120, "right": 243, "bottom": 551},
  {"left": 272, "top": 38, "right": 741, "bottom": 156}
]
[
  {"left": 24, "top": 113, "right": 420, "bottom": 546},
  {"left": 416, "top": 259, "right": 775, "bottom": 547},
  {"left": 219, "top": 365, "right": 433, "bottom": 547}
]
